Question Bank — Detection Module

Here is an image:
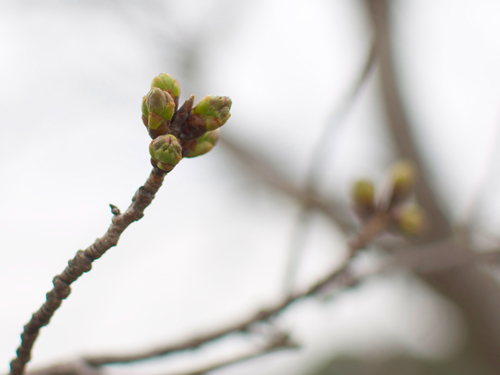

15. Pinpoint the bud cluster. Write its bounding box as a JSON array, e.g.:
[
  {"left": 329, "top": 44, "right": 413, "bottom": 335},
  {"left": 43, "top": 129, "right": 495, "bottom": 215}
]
[
  {"left": 350, "top": 160, "right": 425, "bottom": 236},
  {"left": 141, "top": 73, "right": 232, "bottom": 172}
]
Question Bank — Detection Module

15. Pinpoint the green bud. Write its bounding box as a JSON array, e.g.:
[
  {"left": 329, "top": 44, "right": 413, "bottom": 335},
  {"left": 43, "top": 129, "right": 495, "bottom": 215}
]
[
  {"left": 146, "top": 88, "right": 175, "bottom": 130},
  {"left": 397, "top": 204, "right": 425, "bottom": 236},
  {"left": 149, "top": 134, "right": 182, "bottom": 172},
  {"left": 389, "top": 160, "right": 415, "bottom": 206},
  {"left": 351, "top": 179, "right": 375, "bottom": 219},
  {"left": 352, "top": 179, "right": 375, "bottom": 208},
  {"left": 151, "top": 73, "right": 181, "bottom": 103},
  {"left": 189, "top": 96, "right": 232, "bottom": 131},
  {"left": 184, "top": 129, "right": 220, "bottom": 158}
]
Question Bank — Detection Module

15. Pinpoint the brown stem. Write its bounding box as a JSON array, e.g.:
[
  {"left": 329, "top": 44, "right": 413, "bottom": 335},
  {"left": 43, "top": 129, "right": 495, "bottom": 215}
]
[
  {"left": 174, "top": 342, "right": 300, "bottom": 375},
  {"left": 219, "top": 136, "right": 355, "bottom": 233},
  {"left": 366, "top": 1, "right": 500, "bottom": 371},
  {"left": 9, "top": 168, "right": 168, "bottom": 375},
  {"left": 283, "top": 41, "right": 377, "bottom": 294},
  {"left": 28, "top": 239, "right": 498, "bottom": 375},
  {"left": 365, "top": 0, "right": 451, "bottom": 243},
  {"left": 305, "top": 41, "right": 377, "bottom": 195},
  {"left": 84, "top": 212, "right": 389, "bottom": 367}
]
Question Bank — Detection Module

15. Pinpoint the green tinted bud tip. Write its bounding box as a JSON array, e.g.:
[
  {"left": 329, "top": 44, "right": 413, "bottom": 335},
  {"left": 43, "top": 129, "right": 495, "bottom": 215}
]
[
  {"left": 151, "top": 73, "right": 181, "bottom": 103},
  {"left": 352, "top": 179, "right": 375, "bottom": 208},
  {"left": 398, "top": 205, "right": 425, "bottom": 236},
  {"left": 184, "top": 129, "right": 220, "bottom": 158},
  {"left": 389, "top": 160, "right": 415, "bottom": 204},
  {"left": 149, "top": 134, "right": 183, "bottom": 172},
  {"left": 192, "top": 95, "right": 232, "bottom": 131},
  {"left": 145, "top": 88, "right": 175, "bottom": 130}
]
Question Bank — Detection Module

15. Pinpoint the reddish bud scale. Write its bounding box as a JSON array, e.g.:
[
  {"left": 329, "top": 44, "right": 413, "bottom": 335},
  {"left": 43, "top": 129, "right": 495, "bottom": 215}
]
[
  {"left": 181, "top": 114, "right": 208, "bottom": 141},
  {"left": 170, "top": 96, "right": 195, "bottom": 139}
]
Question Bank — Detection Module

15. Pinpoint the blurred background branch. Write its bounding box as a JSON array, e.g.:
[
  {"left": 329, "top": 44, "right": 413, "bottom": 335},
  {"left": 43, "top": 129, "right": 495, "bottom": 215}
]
[
  {"left": 364, "top": 0, "right": 500, "bottom": 372},
  {"left": 4, "top": 0, "right": 500, "bottom": 374}
]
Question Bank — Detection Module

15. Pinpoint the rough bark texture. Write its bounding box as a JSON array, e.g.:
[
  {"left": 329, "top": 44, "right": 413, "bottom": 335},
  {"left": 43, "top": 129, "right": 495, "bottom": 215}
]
[{"left": 10, "top": 168, "right": 167, "bottom": 375}]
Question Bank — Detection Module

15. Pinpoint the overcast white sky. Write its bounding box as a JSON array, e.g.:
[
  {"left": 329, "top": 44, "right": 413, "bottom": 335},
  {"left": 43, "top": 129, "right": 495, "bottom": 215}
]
[{"left": 2, "top": 1, "right": 500, "bottom": 374}]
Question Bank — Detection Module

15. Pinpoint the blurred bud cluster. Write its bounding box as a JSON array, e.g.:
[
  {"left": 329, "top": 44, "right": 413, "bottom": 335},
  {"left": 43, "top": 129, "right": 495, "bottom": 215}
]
[
  {"left": 142, "top": 73, "right": 232, "bottom": 171},
  {"left": 351, "top": 161, "right": 426, "bottom": 236}
]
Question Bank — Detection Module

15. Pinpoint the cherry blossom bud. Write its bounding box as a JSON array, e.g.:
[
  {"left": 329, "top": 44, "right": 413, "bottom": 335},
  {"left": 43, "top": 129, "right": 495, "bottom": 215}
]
[
  {"left": 184, "top": 129, "right": 220, "bottom": 158},
  {"left": 397, "top": 204, "right": 425, "bottom": 235},
  {"left": 146, "top": 88, "right": 175, "bottom": 130},
  {"left": 151, "top": 73, "right": 181, "bottom": 107},
  {"left": 149, "top": 134, "right": 182, "bottom": 172},
  {"left": 389, "top": 160, "right": 415, "bottom": 206},
  {"left": 186, "top": 95, "right": 232, "bottom": 133},
  {"left": 352, "top": 179, "right": 375, "bottom": 219}
]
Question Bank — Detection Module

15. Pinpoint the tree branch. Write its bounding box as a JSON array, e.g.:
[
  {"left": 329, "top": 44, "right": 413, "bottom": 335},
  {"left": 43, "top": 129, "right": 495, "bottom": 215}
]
[
  {"left": 283, "top": 40, "right": 377, "bottom": 294},
  {"left": 27, "top": 237, "right": 498, "bottom": 375},
  {"left": 365, "top": 0, "right": 500, "bottom": 371},
  {"left": 10, "top": 168, "right": 168, "bottom": 375},
  {"left": 366, "top": 0, "right": 451, "bottom": 243},
  {"left": 83, "top": 212, "right": 390, "bottom": 367},
  {"left": 25, "top": 360, "right": 101, "bottom": 375},
  {"left": 220, "top": 136, "right": 355, "bottom": 233},
  {"left": 172, "top": 334, "right": 300, "bottom": 375}
]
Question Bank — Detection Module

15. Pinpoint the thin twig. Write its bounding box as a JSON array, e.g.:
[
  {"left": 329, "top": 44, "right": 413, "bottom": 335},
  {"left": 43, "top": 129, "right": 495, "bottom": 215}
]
[
  {"left": 459, "top": 115, "right": 500, "bottom": 233},
  {"left": 366, "top": 1, "right": 500, "bottom": 371},
  {"left": 365, "top": 0, "right": 451, "bottom": 243},
  {"left": 171, "top": 334, "right": 300, "bottom": 375},
  {"left": 25, "top": 359, "right": 102, "bottom": 375},
  {"left": 283, "top": 208, "right": 312, "bottom": 294},
  {"left": 283, "top": 41, "right": 377, "bottom": 294},
  {"left": 219, "top": 136, "right": 355, "bottom": 233},
  {"left": 10, "top": 168, "right": 168, "bottom": 375},
  {"left": 178, "top": 345, "right": 299, "bottom": 375},
  {"left": 84, "top": 212, "right": 389, "bottom": 367},
  {"left": 305, "top": 41, "right": 377, "bottom": 194},
  {"left": 27, "top": 238, "right": 499, "bottom": 375}
]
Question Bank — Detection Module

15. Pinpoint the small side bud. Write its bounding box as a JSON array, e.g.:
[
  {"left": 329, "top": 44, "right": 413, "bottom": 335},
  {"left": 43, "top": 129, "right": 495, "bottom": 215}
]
[
  {"left": 184, "top": 129, "right": 220, "bottom": 158},
  {"left": 396, "top": 204, "right": 425, "bottom": 236},
  {"left": 151, "top": 73, "right": 181, "bottom": 107},
  {"left": 389, "top": 160, "right": 415, "bottom": 206},
  {"left": 149, "top": 134, "right": 182, "bottom": 172},
  {"left": 186, "top": 96, "right": 232, "bottom": 133},
  {"left": 351, "top": 179, "right": 375, "bottom": 219}
]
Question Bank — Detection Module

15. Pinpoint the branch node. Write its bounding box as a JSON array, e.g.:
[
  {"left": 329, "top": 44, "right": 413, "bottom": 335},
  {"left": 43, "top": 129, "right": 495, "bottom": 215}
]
[{"left": 109, "top": 204, "right": 121, "bottom": 216}]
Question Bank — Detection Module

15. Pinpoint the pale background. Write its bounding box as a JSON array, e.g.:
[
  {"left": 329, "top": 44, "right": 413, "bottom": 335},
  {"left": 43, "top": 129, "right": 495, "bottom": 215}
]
[{"left": 2, "top": 0, "right": 500, "bottom": 374}]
